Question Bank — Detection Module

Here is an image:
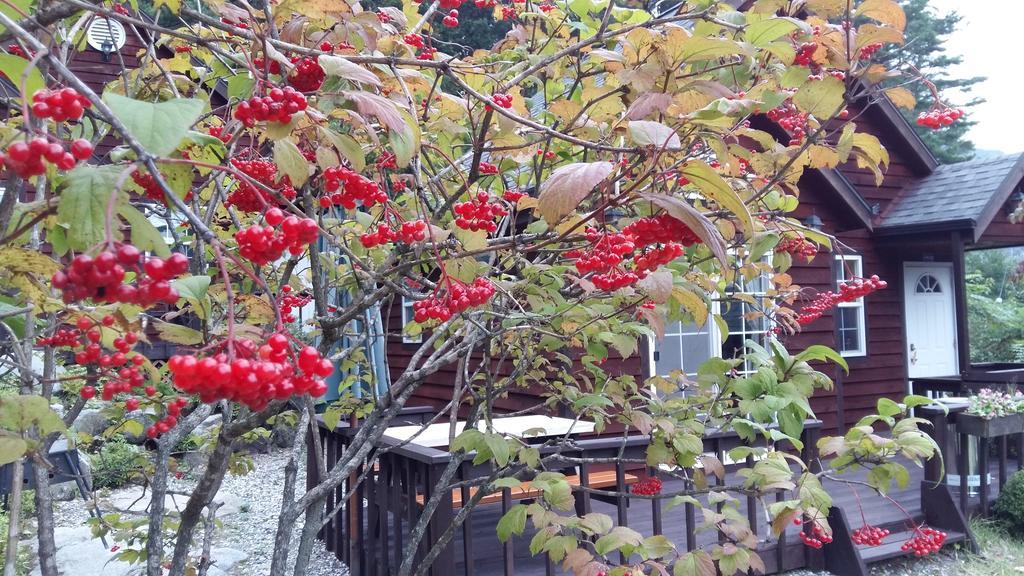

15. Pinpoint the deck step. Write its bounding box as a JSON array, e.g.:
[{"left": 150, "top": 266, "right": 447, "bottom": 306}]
[{"left": 858, "top": 529, "right": 967, "bottom": 564}]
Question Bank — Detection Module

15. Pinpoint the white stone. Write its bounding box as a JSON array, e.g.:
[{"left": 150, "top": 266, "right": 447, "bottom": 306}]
[{"left": 106, "top": 486, "right": 243, "bottom": 516}]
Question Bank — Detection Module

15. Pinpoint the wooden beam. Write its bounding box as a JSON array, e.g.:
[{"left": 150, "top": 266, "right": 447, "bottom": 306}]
[{"left": 951, "top": 231, "right": 970, "bottom": 376}]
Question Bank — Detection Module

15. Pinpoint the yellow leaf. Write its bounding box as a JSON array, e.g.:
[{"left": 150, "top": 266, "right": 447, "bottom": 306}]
[
  {"left": 0, "top": 247, "right": 60, "bottom": 276},
  {"left": 803, "top": 145, "right": 840, "bottom": 169},
  {"left": 857, "top": 0, "right": 906, "bottom": 31},
  {"left": 804, "top": 0, "right": 845, "bottom": 18},
  {"left": 671, "top": 287, "right": 708, "bottom": 327},
  {"left": 679, "top": 161, "right": 753, "bottom": 236},
  {"left": 856, "top": 24, "right": 904, "bottom": 49},
  {"left": 884, "top": 87, "right": 916, "bottom": 110}
]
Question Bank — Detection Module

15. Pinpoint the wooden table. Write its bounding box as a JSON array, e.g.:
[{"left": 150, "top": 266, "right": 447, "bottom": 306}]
[{"left": 382, "top": 415, "right": 596, "bottom": 448}]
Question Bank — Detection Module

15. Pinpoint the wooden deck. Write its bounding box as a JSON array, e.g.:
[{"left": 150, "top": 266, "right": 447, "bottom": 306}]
[{"left": 345, "top": 456, "right": 1006, "bottom": 576}]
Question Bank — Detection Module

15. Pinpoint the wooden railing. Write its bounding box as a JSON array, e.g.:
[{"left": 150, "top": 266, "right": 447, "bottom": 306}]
[{"left": 306, "top": 414, "right": 823, "bottom": 576}]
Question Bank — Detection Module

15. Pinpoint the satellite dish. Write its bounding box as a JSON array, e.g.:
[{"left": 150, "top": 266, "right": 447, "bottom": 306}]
[{"left": 85, "top": 18, "right": 126, "bottom": 59}]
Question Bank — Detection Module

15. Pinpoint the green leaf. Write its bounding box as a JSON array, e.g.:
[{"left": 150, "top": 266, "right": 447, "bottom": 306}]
[
  {"left": 388, "top": 109, "right": 420, "bottom": 168},
  {"left": 226, "top": 74, "right": 255, "bottom": 99},
  {"left": 0, "top": 436, "right": 27, "bottom": 465},
  {"left": 273, "top": 139, "right": 310, "bottom": 188},
  {"left": 876, "top": 397, "right": 902, "bottom": 419},
  {"left": 794, "top": 344, "right": 848, "bottom": 373},
  {"left": 496, "top": 504, "right": 528, "bottom": 542},
  {"left": 745, "top": 17, "right": 805, "bottom": 47},
  {"left": 595, "top": 526, "right": 643, "bottom": 555},
  {"left": 172, "top": 275, "right": 211, "bottom": 315},
  {"left": 674, "top": 550, "right": 716, "bottom": 576},
  {"left": 118, "top": 205, "right": 171, "bottom": 257},
  {"left": 679, "top": 161, "right": 753, "bottom": 236},
  {"left": 58, "top": 164, "right": 129, "bottom": 251},
  {"left": 101, "top": 93, "right": 205, "bottom": 157},
  {"left": 0, "top": 53, "right": 44, "bottom": 99},
  {"left": 484, "top": 433, "right": 511, "bottom": 467},
  {"left": 792, "top": 76, "right": 845, "bottom": 118},
  {"left": 318, "top": 55, "right": 382, "bottom": 86},
  {"left": 320, "top": 127, "right": 366, "bottom": 172}
]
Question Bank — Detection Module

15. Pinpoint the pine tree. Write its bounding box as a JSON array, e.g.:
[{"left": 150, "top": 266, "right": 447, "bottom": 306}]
[{"left": 879, "top": 0, "right": 984, "bottom": 163}]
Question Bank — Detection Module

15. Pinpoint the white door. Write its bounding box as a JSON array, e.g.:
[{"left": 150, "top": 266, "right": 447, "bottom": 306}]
[{"left": 903, "top": 264, "right": 958, "bottom": 378}]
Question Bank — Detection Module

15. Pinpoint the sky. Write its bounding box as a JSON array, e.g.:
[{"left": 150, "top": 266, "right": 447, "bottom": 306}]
[{"left": 926, "top": 0, "right": 1024, "bottom": 154}]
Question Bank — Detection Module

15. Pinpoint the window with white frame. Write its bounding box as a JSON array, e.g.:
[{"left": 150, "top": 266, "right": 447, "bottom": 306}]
[
  {"left": 651, "top": 319, "right": 716, "bottom": 378},
  {"left": 651, "top": 262, "right": 771, "bottom": 379},
  {"left": 835, "top": 255, "right": 867, "bottom": 357},
  {"left": 401, "top": 296, "right": 422, "bottom": 343}
]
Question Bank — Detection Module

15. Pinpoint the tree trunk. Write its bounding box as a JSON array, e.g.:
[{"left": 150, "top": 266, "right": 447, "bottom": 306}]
[
  {"left": 167, "top": 427, "right": 236, "bottom": 576},
  {"left": 3, "top": 460, "right": 23, "bottom": 576},
  {"left": 32, "top": 461, "right": 59, "bottom": 576},
  {"left": 146, "top": 442, "right": 172, "bottom": 576}
]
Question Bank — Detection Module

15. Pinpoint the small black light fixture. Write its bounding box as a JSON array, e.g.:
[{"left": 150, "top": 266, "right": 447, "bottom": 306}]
[
  {"left": 1006, "top": 189, "right": 1024, "bottom": 216},
  {"left": 802, "top": 213, "right": 824, "bottom": 230},
  {"left": 100, "top": 39, "right": 114, "bottom": 63}
]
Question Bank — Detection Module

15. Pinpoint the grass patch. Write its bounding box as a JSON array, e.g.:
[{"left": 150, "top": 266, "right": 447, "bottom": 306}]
[{"left": 963, "top": 518, "right": 1024, "bottom": 575}]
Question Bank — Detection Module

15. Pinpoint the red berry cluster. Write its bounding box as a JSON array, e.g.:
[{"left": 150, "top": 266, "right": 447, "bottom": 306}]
[
  {"left": 31, "top": 87, "right": 91, "bottom": 122},
  {"left": 233, "top": 87, "right": 308, "bottom": 126},
  {"left": 539, "top": 4, "right": 554, "bottom": 13},
  {"left": 226, "top": 157, "right": 297, "bottom": 212},
  {"left": 851, "top": 524, "right": 890, "bottom": 547},
  {"left": 775, "top": 233, "right": 818, "bottom": 260},
  {"left": 474, "top": 0, "right": 496, "bottom": 6},
  {"left": 500, "top": 6, "right": 516, "bottom": 20},
  {"left": 132, "top": 169, "right": 192, "bottom": 205},
  {"left": 288, "top": 56, "right": 325, "bottom": 92},
  {"left": 502, "top": 190, "right": 526, "bottom": 203},
  {"left": 491, "top": 93, "right": 513, "bottom": 109},
  {"left": 322, "top": 166, "right": 388, "bottom": 209},
  {"left": 622, "top": 214, "right": 701, "bottom": 248},
  {"left": 403, "top": 34, "right": 425, "bottom": 49},
  {"left": 901, "top": 526, "right": 946, "bottom": 556},
  {"left": 793, "top": 42, "right": 817, "bottom": 66},
  {"left": 359, "top": 219, "right": 427, "bottom": 248},
  {"left": 376, "top": 152, "right": 398, "bottom": 170},
  {"left": 916, "top": 106, "right": 964, "bottom": 129},
  {"left": 146, "top": 397, "right": 189, "bottom": 438},
  {"left": 416, "top": 47, "right": 437, "bottom": 61},
  {"left": 442, "top": 9, "right": 459, "bottom": 27},
  {"left": 630, "top": 476, "right": 662, "bottom": 496},
  {"left": 634, "top": 243, "right": 683, "bottom": 273},
  {"left": 412, "top": 278, "right": 495, "bottom": 323},
  {"left": 767, "top": 100, "right": 808, "bottom": 145},
  {"left": 38, "top": 316, "right": 152, "bottom": 403},
  {"left": 478, "top": 161, "right": 499, "bottom": 175},
  {"left": 6, "top": 44, "right": 27, "bottom": 58},
  {"left": 566, "top": 229, "right": 640, "bottom": 290},
  {"left": 440, "top": 0, "right": 463, "bottom": 7},
  {"left": 208, "top": 126, "right": 232, "bottom": 143},
  {"left": 2, "top": 137, "right": 91, "bottom": 176},
  {"left": 453, "top": 192, "right": 508, "bottom": 232},
  {"left": 278, "top": 285, "right": 311, "bottom": 323},
  {"left": 795, "top": 275, "right": 887, "bottom": 326},
  {"left": 254, "top": 56, "right": 282, "bottom": 75},
  {"left": 858, "top": 42, "right": 883, "bottom": 60},
  {"left": 235, "top": 208, "right": 319, "bottom": 265},
  {"left": 795, "top": 518, "right": 833, "bottom": 549},
  {"left": 51, "top": 247, "right": 188, "bottom": 306},
  {"left": 167, "top": 335, "right": 332, "bottom": 410}
]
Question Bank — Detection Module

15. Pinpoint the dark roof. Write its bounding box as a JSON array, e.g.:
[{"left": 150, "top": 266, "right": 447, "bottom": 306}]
[{"left": 876, "top": 153, "right": 1024, "bottom": 240}]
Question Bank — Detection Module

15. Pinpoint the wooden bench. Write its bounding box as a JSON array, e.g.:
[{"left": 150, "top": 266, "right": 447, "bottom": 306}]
[{"left": 416, "top": 470, "right": 639, "bottom": 508}]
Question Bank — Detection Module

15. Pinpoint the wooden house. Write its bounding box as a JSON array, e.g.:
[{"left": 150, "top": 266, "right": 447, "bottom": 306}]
[{"left": 390, "top": 95, "right": 1024, "bottom": 436}]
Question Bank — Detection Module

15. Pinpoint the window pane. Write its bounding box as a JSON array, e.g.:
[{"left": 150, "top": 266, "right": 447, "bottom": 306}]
[
  {"left": 654, "top": 335, "right": 683, "bottom": 374},
  {"left": 838, "top": 307, "right": 861, "bottom": 353},
  {"left": 681, "top": 333, "right": 713, "bottom": 376},
  {"left": 664, "top": 320, "right": 684, "bottom": 336}
]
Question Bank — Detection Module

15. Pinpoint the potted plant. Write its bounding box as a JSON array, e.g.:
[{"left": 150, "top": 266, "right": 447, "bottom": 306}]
[{"left": 957, "top": 388, "right": 1024, "bottom": 437}]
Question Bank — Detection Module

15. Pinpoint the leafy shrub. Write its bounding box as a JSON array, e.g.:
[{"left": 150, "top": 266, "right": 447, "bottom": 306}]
[
  {"left": 91, "top": 438, "right": 143, "bottom": 489},
  {"left": 994, "top": 471, "right": 1024, "bottom": 533},
  {"left": 0, "top": 509, "right": 34, "bottom": 575}
]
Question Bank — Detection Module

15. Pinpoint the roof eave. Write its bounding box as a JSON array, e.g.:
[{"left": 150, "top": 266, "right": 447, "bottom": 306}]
[
  {"left": 874, "top": 218, "right": 976, "bottom": 237},
  {"left": 817, "top": 168, "right": 874, "bottom": 231},
  {"left": 972, "top": 153, "right": 1024, "bottom": 242}
]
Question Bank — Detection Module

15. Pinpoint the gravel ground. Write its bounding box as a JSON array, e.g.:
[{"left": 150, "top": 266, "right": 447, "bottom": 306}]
[{"left": 52, "top": 448, "right": 349, "bottom": 576}]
